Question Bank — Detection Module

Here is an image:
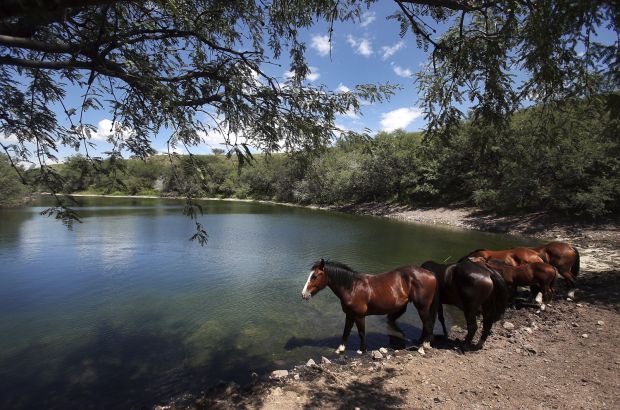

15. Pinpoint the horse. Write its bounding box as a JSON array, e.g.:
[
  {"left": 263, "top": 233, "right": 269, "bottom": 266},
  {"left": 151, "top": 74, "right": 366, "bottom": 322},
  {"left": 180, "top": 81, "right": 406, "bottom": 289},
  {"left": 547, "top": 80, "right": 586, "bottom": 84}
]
[
  {"left": 460, "top": 247, "right": 544, "bottom": 266},
  {"left": 421, "top": 259, "right": 510, "bottom": 349},
  {"left": 530, "top": 241, "right": 580, "bottom": 292},
  {"left": 473, "top": 257, "right": 558, "bottom": 303},
  {"left": 301, "top": 259, "right": 438, "bottom": 354}
]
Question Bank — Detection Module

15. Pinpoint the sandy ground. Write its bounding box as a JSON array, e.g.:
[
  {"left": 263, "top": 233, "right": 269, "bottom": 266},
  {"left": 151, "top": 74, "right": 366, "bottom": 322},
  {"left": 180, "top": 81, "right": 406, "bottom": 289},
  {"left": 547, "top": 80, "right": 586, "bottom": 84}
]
[{"left": 154, "top": 204, "right": 619, "bottom": 410}]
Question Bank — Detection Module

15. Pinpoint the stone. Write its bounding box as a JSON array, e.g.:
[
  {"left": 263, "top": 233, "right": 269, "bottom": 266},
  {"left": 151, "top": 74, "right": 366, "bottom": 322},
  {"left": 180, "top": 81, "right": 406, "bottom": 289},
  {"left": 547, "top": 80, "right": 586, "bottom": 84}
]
[
  {"left": 271, "top": 370, "right": 289, "bottom": 379},
  {"left": 371, "top": 350, "right": 384, "bottom": 360},
  {"left": 576, "top": 303, "right": 583, "bottom": 307},
  {"left": 597, "top": 320, "right": 604, "bottom": 326},
  {"left": 523, "top": 344, "right": 537, "bottom": 354},
  {"left": 294, "top": 374, "right": 300, "bottom": 380},
  {"left": 321, "top": 356, "right": 331, "bottom": 365},
  {"left": 225, "top": 382, "right": 239, "bottom": 395},
  {"left": 306, "top": 359, "right": 316, "bottom": 367},
  {"left": 523, "top": 327, "right": 533, "bottom": 334},
  {"left": 379, "top": 347, "right": 388, "bottom": 354},
  {"left": 503, "top": 322, "right": 515, "bottom": 330},
  {"left": 571, "top": 322, "right": 579, "bottom": 327},
  {"left": 581, "top": 334, "right": 588, "bottom": 338}
]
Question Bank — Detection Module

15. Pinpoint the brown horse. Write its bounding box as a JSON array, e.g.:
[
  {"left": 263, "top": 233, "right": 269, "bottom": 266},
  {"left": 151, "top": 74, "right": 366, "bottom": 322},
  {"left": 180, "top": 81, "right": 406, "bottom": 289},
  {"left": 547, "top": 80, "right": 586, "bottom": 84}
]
[
  {"left": 301, "top": 259, "right": 438, "bottom": 354},
  {"left": 531, "top": 242, "right": 580, "bottom": 290},
  {"left": 475, "top": 258, "right": 558, "bottom": 303},
  {"left": 461, "top": 247, "right": 544, "bottom": 266},
  {"left": 421, "top": 259, "right": 510, "bottom": 349}
]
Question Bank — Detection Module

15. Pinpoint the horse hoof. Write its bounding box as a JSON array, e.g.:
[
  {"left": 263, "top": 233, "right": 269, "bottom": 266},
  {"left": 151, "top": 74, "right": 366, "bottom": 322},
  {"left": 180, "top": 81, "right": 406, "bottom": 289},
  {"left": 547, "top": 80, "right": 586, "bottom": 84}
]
[
  {"left": 535, "top": 292, "right": 543, "bottom": 305},
  {"left": 422, "top": 341, "right": 432, "bottom": 350},
  {"left": 335, "top": 344, "right": 345, "bottom": 354},
  {"left": 568, "top": 290, "right": 576, "bottom": 299},
  {"left": 356, "top": 350, "right": 363, "bottom": 355}
]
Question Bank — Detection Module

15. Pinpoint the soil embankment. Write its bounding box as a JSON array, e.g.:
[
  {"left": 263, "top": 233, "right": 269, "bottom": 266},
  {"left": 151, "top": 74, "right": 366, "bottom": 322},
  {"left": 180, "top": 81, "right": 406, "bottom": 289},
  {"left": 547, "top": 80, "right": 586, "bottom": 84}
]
[{"left": 156, "top": 204, "right": 619, "bottom": 410}]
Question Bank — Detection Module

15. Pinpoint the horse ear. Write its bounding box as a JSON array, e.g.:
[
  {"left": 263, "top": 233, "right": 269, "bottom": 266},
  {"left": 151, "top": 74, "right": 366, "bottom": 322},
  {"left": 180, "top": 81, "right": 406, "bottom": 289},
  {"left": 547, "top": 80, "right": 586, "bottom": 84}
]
[{"left": 319, "top": 259, "right": 325, "bottom": 269}]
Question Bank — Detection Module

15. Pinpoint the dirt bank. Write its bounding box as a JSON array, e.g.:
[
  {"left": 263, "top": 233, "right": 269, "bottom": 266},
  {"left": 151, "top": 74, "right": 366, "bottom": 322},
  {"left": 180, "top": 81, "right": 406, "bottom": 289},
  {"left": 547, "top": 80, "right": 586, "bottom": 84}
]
[{"left": 154, "top": 205, "right": 619, "bottom": 410}]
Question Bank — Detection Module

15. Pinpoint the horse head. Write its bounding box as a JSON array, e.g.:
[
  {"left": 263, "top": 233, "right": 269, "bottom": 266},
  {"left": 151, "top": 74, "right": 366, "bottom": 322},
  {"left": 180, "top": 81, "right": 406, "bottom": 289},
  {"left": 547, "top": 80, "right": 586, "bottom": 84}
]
[{"left": 301, "top": 259, "right": 328, "bottom": 300}]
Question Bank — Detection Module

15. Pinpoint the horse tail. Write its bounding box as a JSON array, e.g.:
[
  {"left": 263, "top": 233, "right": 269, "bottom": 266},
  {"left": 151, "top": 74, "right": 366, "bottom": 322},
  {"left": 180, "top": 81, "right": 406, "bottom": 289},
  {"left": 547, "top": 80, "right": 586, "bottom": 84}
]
[
  {"left": 488, "top": 270, "right": 510, "bottom": 323},
  {"left": 571, "top": 246, "right": 580, "bottom": 278}
]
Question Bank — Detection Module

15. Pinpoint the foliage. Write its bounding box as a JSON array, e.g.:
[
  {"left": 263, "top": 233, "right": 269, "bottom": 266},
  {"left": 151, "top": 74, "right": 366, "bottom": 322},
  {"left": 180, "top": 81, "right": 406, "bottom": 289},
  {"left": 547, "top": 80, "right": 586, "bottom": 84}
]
[{"left": 0, "top": 154, "right": 29, "bottom": 206}]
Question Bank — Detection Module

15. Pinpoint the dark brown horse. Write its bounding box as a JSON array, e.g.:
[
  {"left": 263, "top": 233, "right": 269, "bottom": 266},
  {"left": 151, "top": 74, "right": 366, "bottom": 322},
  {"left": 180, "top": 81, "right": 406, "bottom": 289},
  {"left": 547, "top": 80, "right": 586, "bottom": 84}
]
[
  {"left": 474, "top": 258, "right": 558, "bottom": 303},
  {"left": 301, "top": 259, "right": 438, "bottom": 354},
  {"left": 531, "top": 242, "right": 580, "bottom": 290},
  {"left": 421, "top": 259, "right": 510, "bottom": 349},
  {"left": 461, "top": 247, "right": 544, "bottom": 266}
]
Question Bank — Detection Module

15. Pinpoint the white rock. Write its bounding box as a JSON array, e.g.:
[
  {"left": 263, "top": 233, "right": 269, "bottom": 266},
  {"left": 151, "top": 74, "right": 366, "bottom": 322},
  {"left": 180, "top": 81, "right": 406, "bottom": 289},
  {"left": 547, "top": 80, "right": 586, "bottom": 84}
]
[
  {"left": 294, "top": 374, "right": 300, "bottom": 380},
  {"left": 523, "top": 327, "right": 533, "bottom": 334},
  {"left": 503, "top": 322, "right": 515, "bottom": 330},
  {"left": 271, "top": 370, "right": 289, "bottom": 379},
  {"left": 306, "top": 359, "right": 316, "bottom": 367},
  {"left": 321, "top": 356, "right": 331, "bottom": 365},
  {"left": 597, "top": 320, "right": 604, "bottom": 326},
  {"left": 371, "top": 350, "right": 384, "bottom": 360},
  {"left": 379, "top": 347, "right": 388, "bottom": 354},
  {"left": 581, "top": 334, "right": 588, "bottom": 338}
]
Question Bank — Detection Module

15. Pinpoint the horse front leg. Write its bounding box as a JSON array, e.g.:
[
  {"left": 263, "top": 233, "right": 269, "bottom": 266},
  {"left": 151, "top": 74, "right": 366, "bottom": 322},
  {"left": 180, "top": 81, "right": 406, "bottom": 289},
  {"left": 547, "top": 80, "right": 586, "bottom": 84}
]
[
  {"left": 438, "top": 303, "right": 448, "bottom": 337},
  {"left": 336, "top": 314, "right": 355, "bottom": 354},
  {"left": 354, "top": 317, "right": 367, "bottom": 354}
]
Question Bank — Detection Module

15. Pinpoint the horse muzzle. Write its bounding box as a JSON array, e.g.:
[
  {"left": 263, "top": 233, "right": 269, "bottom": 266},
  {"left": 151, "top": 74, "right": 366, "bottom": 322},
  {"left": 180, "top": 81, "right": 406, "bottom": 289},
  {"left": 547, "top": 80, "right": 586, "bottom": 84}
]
[{"left": 302, "top": 291, "right": 312, "bottom": 300}]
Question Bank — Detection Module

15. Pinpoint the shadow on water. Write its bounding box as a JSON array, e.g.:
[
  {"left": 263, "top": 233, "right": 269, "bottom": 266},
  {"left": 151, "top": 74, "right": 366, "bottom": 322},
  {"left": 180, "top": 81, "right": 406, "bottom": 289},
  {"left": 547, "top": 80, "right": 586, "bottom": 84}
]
[{"left": 0, "top": 319, "right": 275, "bottom": 410}]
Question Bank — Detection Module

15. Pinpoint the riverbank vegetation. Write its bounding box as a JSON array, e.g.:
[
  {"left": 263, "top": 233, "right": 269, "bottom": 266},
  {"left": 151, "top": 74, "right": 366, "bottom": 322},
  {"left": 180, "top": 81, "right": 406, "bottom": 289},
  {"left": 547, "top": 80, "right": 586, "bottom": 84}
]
[{"left": 23, "top": 95, "right": 617, "bottom": 217}]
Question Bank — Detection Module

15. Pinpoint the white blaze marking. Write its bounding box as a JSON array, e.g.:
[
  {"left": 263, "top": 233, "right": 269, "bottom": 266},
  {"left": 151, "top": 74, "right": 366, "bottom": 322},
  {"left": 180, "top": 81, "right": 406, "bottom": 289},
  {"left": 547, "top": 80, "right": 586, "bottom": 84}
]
[{"left": 302, "top": 271, "right": 313, "bottom": 299}]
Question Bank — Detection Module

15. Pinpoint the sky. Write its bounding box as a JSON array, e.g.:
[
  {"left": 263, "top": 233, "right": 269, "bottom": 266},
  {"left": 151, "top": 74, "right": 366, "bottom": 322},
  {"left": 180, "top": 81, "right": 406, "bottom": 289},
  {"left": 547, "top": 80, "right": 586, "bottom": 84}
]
[{"left": 1, "top": 3, "right": 616, "bottom": 162}]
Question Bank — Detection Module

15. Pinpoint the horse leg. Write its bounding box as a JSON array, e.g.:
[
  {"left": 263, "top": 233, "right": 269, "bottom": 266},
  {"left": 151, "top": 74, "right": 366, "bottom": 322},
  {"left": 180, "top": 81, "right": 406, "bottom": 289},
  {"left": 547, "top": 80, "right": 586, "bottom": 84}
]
[
  {"left": 478, "top": 312, "right": 494, "bottom": 349},
  {"left": 463, "top": 306, "right": 478, "bottom": 350},
  {"left": 414, "top": 303, "right": 434, "bottom": 349},
  {"left": 387, "top": 305, "right": 407, "bottom": 324},
  {"left": 438, "top": 303, "right": 448, "bottom": 337},
  {"left": 335, "top": 314, "right": 354, "bottom": 354},
  {"left": 354, "top": 317, "right": 367, "bottom": 354},
  {"left": 558, "top": 270, "right": 576, "bottom": 298}
]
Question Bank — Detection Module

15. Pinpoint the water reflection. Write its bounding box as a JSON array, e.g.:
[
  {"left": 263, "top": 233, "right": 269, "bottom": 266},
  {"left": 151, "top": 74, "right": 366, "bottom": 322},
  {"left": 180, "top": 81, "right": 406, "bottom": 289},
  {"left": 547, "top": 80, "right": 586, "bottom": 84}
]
[{"left": 0, "top": 197, "right": 539, "bottom": 408}]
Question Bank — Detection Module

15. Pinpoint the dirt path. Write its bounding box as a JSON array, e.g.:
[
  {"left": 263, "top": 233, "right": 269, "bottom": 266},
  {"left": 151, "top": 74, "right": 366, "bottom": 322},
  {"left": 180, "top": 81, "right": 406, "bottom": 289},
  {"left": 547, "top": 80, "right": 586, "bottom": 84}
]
[{"left": 156, "top": 205, "right": 619, "bottom": 410}]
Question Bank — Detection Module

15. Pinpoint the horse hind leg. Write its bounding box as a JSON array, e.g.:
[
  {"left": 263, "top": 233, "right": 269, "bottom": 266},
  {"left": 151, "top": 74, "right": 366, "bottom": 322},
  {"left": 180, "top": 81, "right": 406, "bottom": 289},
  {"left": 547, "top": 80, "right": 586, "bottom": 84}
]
[
  {"left": 478, "top": 312, "right": 494, "bottom": 349},
  {"left": 462, "top": 304, "right": 478, "bottom": 350},
  {"left": 438, "top": 303, "right": 448, "bottom": 337}
]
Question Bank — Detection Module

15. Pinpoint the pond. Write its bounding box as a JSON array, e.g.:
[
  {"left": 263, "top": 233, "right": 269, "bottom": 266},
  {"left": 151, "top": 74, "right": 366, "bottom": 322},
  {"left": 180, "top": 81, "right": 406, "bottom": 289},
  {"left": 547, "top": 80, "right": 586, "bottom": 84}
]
[{"left": 0, "top": 197, "right": 538, "bottom": 408}]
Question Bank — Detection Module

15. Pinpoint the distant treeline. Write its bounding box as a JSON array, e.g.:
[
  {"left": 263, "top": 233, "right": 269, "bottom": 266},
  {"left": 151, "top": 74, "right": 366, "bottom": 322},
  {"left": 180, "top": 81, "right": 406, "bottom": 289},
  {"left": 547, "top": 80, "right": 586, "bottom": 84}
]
[{"left": 2, "top": 96, "right": 619, "bottom": 216}]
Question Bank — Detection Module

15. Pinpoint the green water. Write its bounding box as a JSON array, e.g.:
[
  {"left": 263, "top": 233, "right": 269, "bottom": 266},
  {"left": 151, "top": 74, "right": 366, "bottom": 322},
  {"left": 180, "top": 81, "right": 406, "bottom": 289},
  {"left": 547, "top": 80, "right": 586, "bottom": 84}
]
[{"left": 0, "top": 197, "right": 538, "bottom": 408}]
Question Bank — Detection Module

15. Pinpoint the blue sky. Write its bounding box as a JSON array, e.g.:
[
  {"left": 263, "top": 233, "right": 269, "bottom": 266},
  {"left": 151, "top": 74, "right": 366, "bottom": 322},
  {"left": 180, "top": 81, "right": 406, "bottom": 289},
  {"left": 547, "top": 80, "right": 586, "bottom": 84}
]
[{"left": 1, "top": 3, "right": 616, "bottom": 162}]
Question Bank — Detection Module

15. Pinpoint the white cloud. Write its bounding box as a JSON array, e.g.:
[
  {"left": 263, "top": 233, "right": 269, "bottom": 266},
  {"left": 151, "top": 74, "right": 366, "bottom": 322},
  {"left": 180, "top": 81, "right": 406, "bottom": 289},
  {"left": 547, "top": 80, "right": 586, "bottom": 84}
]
[
  {"left": 284, "top": 66, "right": 320, "bottom": 82},
  {"left": 380, "top": 107, "right": 423, "bottom": 132},
  {"left": 381, "top": 40, "right": 405, "bottom": 60},
  {"left": 311, "top": 35, "right": 331, "bottom": 56},
  {"left": 336, "top": 83, "right": 350, "bottom": 93},
  {"left": 307, "top": 66, "right": 320, "bottom": 81},
  {"left": 346, "top": 35, "right": 373, "bottom": 57},
  {"left": 341, "top": 107, "right": 360, "bottom": 119},
  {"left": 0, "top": 133, "right": 18, "bottom": 143},
  {"left": 393, "top": 65, "right": 413, "bottom": 78},
  {"left": 360, "top": 11, "right": 376, "bottom": 27}
]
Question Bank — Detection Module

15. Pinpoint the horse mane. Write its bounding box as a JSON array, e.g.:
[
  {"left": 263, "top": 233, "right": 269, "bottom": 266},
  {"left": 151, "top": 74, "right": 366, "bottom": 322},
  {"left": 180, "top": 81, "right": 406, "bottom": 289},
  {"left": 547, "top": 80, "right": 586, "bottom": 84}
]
[
  {"left": 312, "top": 260, "right": 360, "bottom": 290},
  {"left": 458, "top": 248, "right": 488, "bottom": 263}
]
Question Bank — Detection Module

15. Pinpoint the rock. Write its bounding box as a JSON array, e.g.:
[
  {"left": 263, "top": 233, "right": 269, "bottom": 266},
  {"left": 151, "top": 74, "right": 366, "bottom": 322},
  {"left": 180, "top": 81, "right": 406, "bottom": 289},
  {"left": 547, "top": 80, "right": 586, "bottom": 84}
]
[
  {"left": 379, "top": 347, "right": 388, "bottom": 354},
  {"left": 523, "top": 327, "right": 533, "bottom": 334},
  {"left": 418, "top": 346, "right": 426, "bottom": 356},
  {"left": 271, "top": 370, "right": 289, "bottom": 379},
  {"left": 540, "top": 304, "right": 546, "bottom": 311},
  {"left": 294, "top": 374, "right": 300, "bottom": 380},
  {"left": 371, "top": 350, "right": 384, "bottom": 360},
  {"left": 523, "top": 344, "right": 537, "bottom": 354},
  {"left": 503, "top": 322, "right": 515, "bottom": 330},
  {"left": 306, "top": 359, "right": 316, "bottom": 367},
  {"left": 571, "top": 322, "right": 579, "bottom": 327},
  {"left": 581, "top": 334, "right": 588, "bottom": 339},
  {"left": 225, "top": 382, "right": 239, "bottom": 395},
  {"left": 321, "top": 356, "right": 331, "bottom": 365},
  {"left": 576, "top": 303, "right": 583, "bottom": 307},
  {"left": 597, "top": 320, "right": 605, "bottom": 326}
]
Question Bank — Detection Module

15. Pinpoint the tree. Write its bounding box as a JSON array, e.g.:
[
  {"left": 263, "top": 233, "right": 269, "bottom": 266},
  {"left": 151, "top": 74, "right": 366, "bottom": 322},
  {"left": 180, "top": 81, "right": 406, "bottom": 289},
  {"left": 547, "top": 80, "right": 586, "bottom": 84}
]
[
  {"left": 0, "top": 153, "right": 29, "bottom": 206},
  {"left": 0, "top": 1, "right": 617, "bottom": 238}
]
